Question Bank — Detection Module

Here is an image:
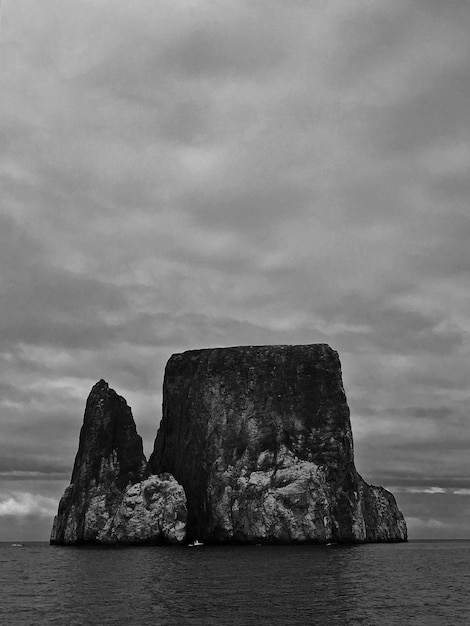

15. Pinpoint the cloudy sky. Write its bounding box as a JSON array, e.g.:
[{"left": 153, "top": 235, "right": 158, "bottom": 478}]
[{"left": 1, "top": 0, "right": 470, "bottom": 541}]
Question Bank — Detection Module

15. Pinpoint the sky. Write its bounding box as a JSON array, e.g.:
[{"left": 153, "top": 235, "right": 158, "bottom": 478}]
[{"left": 1, "top": 0, "right": 469, "bottom": 541}]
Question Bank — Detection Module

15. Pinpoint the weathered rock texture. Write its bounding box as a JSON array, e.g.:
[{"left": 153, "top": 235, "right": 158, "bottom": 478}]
[
  {"left": 149, "top": 345, "right": 407, "bottom": 543},
  {"left": 101, "top": 474, "right": 186, "bottom": 544},
  {"left": 50, "top": 380, "right": 186, "bottom": 544}
]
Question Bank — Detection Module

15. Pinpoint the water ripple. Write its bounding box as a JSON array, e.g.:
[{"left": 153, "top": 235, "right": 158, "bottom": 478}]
[{"left": 0, "top": 541, "right": 469, "bottom": 625}]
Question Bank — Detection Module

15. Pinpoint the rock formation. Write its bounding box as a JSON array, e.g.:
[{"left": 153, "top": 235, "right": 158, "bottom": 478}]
[
  {"left": 51, "top": 345, "right": 407, "bottom": 545},
  {"left": 149, "top": 344, "right": 407, "bottom": 543},
  {"left": 50, "top": 380, "right": 186, "bottom": 544}
]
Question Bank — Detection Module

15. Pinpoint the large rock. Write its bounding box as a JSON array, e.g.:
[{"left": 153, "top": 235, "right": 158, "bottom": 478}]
[
  {"left": 50, "top": 380, "right": 186, "bottom": 544},
  {"left": 99, "top": 474, "right": 186, "bottom": 544},
  {"left": 149, "top": 344, "right": 407, "bottom": 543},
  {"left": 52, "top": 345, "right": 407, "bottom": 545}
]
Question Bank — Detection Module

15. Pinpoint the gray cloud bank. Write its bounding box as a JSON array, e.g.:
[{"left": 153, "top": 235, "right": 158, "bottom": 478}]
[{"left": 1, "top": 0, "right": 470, "bottom": 539}]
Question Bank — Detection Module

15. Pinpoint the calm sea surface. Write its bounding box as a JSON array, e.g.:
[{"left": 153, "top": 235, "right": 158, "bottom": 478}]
[{"left": 0, "top": 541, "right": 469, "bottom": 625}]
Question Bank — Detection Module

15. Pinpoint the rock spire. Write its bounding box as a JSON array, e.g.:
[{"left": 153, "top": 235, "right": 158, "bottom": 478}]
[{"left": 50, "top": 380, "right": 186, "bottom": 544}]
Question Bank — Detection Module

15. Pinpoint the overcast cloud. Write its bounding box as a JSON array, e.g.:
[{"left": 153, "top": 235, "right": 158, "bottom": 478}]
[{"left": 1, "top": 0, "right": 470, "bottom": 540}]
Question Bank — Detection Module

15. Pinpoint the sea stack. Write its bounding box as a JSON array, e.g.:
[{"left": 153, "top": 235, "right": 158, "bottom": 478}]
[
  {"left": 150, "top": 344, "right": 406, "bottom": 543},
  {"left": 50, "top": 380, "right": 186, "bottom": 544},
  {"left": 51, "top": 345, "right": 407, "bottom": 545}
]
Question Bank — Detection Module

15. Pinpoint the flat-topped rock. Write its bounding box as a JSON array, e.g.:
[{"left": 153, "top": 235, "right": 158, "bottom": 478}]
[{"left": 149, "top": 345, "right": 407, "bottom": 543}]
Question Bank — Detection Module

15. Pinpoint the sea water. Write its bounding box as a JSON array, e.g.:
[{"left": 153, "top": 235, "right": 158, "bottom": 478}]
[{"left": 0, "top": 541, "right": 469, "bottom": 625}]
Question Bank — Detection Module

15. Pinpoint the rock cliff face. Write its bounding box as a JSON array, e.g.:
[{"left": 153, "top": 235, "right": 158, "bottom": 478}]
[
  {"left": 50, "top": 380, "right": 186, "bottom": 544},
  {"left": 51, "top": 345, "right": 407, "bottom": 545},
  {"left": 149, "top": 345, "right": 407, "bottom": 543}
]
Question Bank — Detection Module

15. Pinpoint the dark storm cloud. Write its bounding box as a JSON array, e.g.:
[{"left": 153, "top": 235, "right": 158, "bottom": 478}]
[
  {"left": 0, "top": 215, "right": 127, "bottom": 351},
  {"left": 313, "top": 294, "right": 464, "bottom": 356},
  {"left": 374, "top": 70, "right": 470, "bottom": 155},
  {"left": 160, "top": 14, "right": 287, "bottom": 79},
  {"left": 0, "top": 274, "right": 123, "bottom": 350}
]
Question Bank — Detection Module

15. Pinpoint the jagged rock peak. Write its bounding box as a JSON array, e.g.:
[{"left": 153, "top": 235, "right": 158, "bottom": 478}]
[
  {"left": 71, "top": 379, "right": 149, "bottom": 491},
  {"left": 50, "top": 381, "right": 155, "bottom": 544}
]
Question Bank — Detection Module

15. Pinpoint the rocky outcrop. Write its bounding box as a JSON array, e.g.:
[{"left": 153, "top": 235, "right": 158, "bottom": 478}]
[
  {"left": 149, "top": 344, "right": 407, "bottom": 543},
  {"left": 99, "top": 474, "right": 186, "bottom": 544},
  {"left": 358, "top": 477, "right": 407, "bottom": 542},
  {"left": 52, "top": 345, "right": 407, "bottom": 545},
  {"left": 50, "top": 380, "right": 186, "bottom": 544}
]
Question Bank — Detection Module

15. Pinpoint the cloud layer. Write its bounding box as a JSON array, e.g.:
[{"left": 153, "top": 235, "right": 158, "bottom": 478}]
[{"left": 1, "top": 0, "right": 470, "bottom": 539}]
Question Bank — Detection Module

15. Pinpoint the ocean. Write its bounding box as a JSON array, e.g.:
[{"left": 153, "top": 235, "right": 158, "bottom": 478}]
[{"left": 0, "top": 541, "right": 469, "bottom": 625}]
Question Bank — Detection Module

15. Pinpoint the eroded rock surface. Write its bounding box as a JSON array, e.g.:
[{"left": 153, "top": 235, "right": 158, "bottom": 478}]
[
  {"left": 50, "top": 380, "right": 186, "bottom": 544},
  {"left": 358, "top": 477, "right": 408, "bottom": 542},
  {"left": 150, "top": 344, "right": 407, "bottom": 543},
  {"left": 104, "top": 474, "right": 186, "bottom": 544}
]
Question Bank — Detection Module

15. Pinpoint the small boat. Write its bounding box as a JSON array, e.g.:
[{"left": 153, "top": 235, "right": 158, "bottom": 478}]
[
  {"left": 11, "top": 543, "right": 23, "bottom": 547},
  {"left": 188, "top": 540, "right": 204, "bottom": 547}
]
